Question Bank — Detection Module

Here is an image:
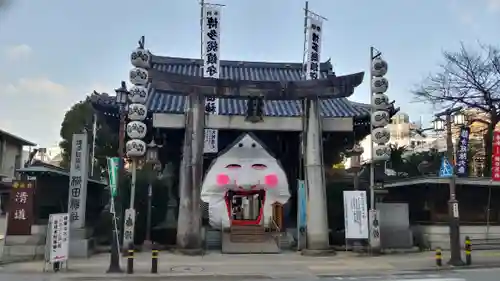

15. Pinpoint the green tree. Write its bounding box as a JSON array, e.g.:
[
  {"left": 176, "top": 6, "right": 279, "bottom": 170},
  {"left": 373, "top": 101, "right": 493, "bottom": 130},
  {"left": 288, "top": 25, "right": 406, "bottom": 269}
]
[
  {"left": 387, "top": 144, "right": 407, "bottom": 175},
  {"left": 59, "top": 97, "right": 119, "bottom": 176}
]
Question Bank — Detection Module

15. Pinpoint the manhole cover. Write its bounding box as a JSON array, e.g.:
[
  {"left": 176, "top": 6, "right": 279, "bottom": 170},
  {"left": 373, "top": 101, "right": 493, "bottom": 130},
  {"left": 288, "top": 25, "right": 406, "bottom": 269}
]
[{"left": 170, "top": 266, "right": 204, "bottom": 272}]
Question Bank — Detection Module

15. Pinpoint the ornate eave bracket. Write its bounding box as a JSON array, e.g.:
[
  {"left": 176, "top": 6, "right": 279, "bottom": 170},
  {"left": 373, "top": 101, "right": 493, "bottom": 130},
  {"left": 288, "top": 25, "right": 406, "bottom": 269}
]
[{"left": 148, "top": 70, "right": 364, "bottom": 100}]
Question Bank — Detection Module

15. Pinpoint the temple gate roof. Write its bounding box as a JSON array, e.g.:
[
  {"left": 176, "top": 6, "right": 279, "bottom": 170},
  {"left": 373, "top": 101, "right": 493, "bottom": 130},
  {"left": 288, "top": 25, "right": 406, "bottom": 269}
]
[{"left": 92, "top": 56, "right": 370, "bottom": 118}]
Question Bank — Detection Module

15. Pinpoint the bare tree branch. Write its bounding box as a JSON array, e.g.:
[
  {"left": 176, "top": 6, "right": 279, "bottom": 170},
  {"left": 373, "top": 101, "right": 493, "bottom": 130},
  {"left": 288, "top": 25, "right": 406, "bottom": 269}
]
[
  {"left": 0, "top": 0, "right": 12, "bottom": 16},
  {"left": 413, "top": 42, "right": 500, "bottom": 176}
]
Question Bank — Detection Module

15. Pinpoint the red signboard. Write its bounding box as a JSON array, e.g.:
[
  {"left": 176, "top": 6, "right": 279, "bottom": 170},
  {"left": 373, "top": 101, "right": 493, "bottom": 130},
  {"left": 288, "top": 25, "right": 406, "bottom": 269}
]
[
  {"left": 6, "top": 180, "right": 35, "bottom": 235},
  {"left": 492, "top": 132, "right": 500, "bottom": 181}
]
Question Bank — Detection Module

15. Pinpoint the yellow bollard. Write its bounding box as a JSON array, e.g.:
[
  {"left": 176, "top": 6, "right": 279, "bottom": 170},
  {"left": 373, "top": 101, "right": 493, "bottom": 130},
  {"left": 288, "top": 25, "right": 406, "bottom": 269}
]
[
  {"left": 435, "top": 247, "right": 442, "bottom": 267},
  {"left": 465, "top": 236, "right": 471, "bottom": 265}
]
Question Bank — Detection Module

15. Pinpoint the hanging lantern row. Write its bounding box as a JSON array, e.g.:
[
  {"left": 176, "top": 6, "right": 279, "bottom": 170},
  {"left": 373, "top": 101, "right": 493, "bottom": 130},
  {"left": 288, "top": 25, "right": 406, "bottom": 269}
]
[
  {"left": 126, "top": 42, "right": 152, "bottom": 158},
  {"left": 370, "top": 55, "right": 391, "bottom": 162}
]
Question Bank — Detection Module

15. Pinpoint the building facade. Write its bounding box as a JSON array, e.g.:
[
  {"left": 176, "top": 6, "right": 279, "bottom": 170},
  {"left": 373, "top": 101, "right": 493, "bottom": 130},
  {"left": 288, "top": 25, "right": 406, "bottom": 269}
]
[{"left": 0, "top": 129, "right": 36, "bottom": 180}]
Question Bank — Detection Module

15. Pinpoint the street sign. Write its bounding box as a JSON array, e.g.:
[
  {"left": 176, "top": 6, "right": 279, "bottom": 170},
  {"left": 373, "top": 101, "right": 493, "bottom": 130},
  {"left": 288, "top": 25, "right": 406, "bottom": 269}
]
[
  {"left": 439, "top": 157, "right": 453, "bottom": 178},
  {"left": 107, "top": 157, "right": 119, "bottom": 197}
]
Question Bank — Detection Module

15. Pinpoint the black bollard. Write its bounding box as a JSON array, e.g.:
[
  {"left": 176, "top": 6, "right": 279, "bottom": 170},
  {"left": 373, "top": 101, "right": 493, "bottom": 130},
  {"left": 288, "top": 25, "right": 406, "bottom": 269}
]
[
  {"left": 465, "top": 236, "right": 471, "bottom": 265},
  {"left": 151, "top": 246, "right": 159, "bottom": 274},
  {"left": 127, "top": 244, "right": 134, "bottom": 274},
  {"left": 435, "top": 247, "right": 442, "bottom": 267}
]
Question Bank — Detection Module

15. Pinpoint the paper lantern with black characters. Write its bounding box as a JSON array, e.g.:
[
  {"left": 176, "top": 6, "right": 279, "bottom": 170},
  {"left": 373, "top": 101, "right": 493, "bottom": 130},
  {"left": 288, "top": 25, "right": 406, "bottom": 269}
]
[
  {"left": 371, "top": 57, "right": 388, "bottom": 77},
  {"left": 373, "top": 145, "right": 390, "bottom": 161},
  {"left": 371, "top": 127, "right": 391, "bottom": 145},
  {"left": 128, "top": 85, "right": 149, "bottom": 104},
  {"left": 126, "top": 121, "right": 148, "bottom": 139},
  {"left": 130, "top": 48, "right": 151, "bottom": 69},
  {"left": 129, "top": 67, "right": 149, "bottom": 86},
  {"left": 371, "top": 77, "right": 389, "bottom": 93},
  {"left": 128, "top": 104, "right": 148, "bottom": 121},
  {"left": 371, "top": 93, "right": 389, "bottom": 110},
  {"left": 371, "top": 110, "right": 391, "bottom": 127},
  {"left": 126, "top": 139, "right": 147, "bottom": 157}
]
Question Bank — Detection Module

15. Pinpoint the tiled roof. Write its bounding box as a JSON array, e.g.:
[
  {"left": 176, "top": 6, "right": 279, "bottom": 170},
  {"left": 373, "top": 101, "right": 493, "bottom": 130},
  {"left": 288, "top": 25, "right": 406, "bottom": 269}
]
[{"left": 92, "top": 56, "right": 369, "bottom": 118}]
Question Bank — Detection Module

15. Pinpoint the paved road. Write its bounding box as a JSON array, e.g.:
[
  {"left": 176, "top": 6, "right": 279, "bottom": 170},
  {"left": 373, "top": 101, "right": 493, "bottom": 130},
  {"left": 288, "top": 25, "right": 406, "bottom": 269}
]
[
  {"left": 323, "top": 268, "right": 500, "bottom": 281},
  {"left": 0, "top": 268, "right": 500, "bottom": 281}
]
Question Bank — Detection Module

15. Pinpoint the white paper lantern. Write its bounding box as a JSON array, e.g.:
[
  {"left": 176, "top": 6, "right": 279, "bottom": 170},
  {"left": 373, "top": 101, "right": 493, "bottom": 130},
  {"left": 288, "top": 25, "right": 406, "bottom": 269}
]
[
  {"left": 131, "top": 48, "right": 151, "bottom": 68},
  {"left": 129, "top": 67, "right": 149, "bottom": 86},
  {"left": 128, "top": 85, "right": 149, "bottom": 104},
  {"left": 372, "top": 145, "right": 390, "bottom": 161},
  {"left": 371, "top": 77, "right": 389, "bottom": 93},
  {"left": 371, "top": 110, "right": 391, "bottom": 127},
  {"left": 126, "top": 139, "right": 147, "bottom": 157},
  {"left": 371, "top": 57, "right": 388, "bottom": 77},
  {"left": 371, "top": 93, "right": 390, "bottom": 110},
  {"left": 128, "top": 103, "right": 148, "bottom": 121},
  {"left": 371, "top": 127, "right": 391, "bottom": 145},
  {"left": 126, "top": 121, "right": 148, "bottom": 139}
]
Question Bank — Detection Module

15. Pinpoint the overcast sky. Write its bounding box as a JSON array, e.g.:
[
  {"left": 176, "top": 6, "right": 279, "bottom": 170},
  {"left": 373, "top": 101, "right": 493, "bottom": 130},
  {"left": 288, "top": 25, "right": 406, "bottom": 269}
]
[{"left": 0, "top": 0, "right": 498, "bottom": 147}]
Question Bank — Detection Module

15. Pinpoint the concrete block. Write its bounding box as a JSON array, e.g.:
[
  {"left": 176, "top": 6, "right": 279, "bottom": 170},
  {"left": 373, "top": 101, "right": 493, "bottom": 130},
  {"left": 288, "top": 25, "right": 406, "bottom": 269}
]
[
  {"left": 69, "top": 238, "right": 94, "bottom": 258},
  {"left": 31, "top": 224, "right": 47, "bottom": 235},
  {"left": 35, "top": 245, "right": 45, "bottom": 258},
  {"left": 4, "top": 235, "right": 45, "bottom": 246},
  {"left": 3, "top": 245, "right": 36, "bottom": 257},
  {"left": 70, "top": 228, "right": 93, "bottom": 239}
]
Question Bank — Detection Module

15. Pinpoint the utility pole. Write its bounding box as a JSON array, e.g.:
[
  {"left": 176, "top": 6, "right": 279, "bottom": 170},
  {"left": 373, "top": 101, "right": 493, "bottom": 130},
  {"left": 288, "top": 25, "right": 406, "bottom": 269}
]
[
  {"left": 107, "top": 102, "right": 125, "bottom": 273},
  {"left": 443, "top": 111, "right": 464, "bottom": 266}
]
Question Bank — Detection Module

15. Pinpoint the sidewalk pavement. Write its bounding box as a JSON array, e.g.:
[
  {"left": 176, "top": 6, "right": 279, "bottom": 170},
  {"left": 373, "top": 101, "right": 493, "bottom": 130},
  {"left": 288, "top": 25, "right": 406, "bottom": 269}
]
[{"left": 2, "top": 250, "right": 500, "bottom": 279}]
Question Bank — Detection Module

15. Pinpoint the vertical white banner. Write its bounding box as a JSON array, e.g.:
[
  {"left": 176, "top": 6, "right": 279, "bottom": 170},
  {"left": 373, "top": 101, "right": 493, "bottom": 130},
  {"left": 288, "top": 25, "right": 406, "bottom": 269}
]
[
  {"left": 369, "top": 209, "right": 381, "bottom": 248},
  {"left": 123, "top": 208, "right": 136, "bottom": 249},
  {"left": 67, "top": 133, "right": 89, "bottom": 229},
  {"left": 305, "top": 17, "right": 323, "bottom": 80},
  {"left": 202, "top": 5, "right": 221, "bottom": 153},
  {"left": 343, "top": 190, "right": 369, "bottom": 239}
]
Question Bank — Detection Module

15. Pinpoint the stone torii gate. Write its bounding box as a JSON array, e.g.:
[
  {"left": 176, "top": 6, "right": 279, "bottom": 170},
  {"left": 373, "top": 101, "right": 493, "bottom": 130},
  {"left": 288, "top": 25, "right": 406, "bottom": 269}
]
[{"left": 150, "top": 70, "right": 364, "bottom": 253}]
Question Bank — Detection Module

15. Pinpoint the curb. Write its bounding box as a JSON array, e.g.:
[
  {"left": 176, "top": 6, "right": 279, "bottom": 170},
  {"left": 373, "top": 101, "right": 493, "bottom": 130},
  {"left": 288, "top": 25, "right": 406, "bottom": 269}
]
[
  {"left": 0, "top": 258, "right": 37, "bottom": 266},
  {"left": 56, "top": 273, "right": 274, "bottom": 280},
  {"left": 315, "top": 264, "right": 500, "bottom": 278}
]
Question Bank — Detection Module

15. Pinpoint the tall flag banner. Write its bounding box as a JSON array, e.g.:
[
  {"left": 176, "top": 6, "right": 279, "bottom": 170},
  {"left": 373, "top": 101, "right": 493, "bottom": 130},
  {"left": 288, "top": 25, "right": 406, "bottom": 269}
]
[
  {"left": 202, "top": 4, "right": 221, "bottom": 154},
  {"left": 455, "top": 127, "right": 470, "bottom": 177},
  {"left": 107, "top": 157, "right": 119, "bottom": 197},
  {"left": 305, "top": 17, "right": 323, "bottom": 80},
  {"left": 492, "top": 131, "right": 500, "bottom": 181}
]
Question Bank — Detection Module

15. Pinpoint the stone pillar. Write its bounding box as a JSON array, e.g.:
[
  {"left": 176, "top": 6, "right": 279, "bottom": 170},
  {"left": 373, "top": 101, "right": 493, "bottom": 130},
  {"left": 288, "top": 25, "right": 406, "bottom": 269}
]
[
  {"left": 176, "top": 91, "right": 204, "bottom": 254},
  {"left": 304, "top": 99, "right": 330, "bottom": 252}
]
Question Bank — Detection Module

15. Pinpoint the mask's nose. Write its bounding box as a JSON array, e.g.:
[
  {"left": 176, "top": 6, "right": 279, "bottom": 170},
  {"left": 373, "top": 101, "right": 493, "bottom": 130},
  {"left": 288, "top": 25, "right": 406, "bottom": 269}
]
[{"left": 236, "top": 172, "right": 255, "bottom": 190}]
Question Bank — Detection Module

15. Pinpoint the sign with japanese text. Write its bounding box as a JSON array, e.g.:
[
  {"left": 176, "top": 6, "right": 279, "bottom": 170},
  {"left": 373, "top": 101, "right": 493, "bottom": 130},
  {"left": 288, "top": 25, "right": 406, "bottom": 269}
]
[
  {"left": 306, "top": 17, "right": 323, "bottom": 80},
  {"left": 455, "top": 127, "right": 470, "bottom": 177},
  {"left": 123, "top": 208, "right": 136, "bottom": 249},
  {"left": 67, "top": 133, "right": 89, "bottom": 229},
  {"left": 202, "top": 5, "right": 221, "bottom": 79},
  {"left": 48, "top": 213, "right": 70, "bottom": 263},
  {"left": 6, "top": 180, "right": 34, "bottom": 235},
  {"left": 492, "top": 131, "right": 500, "bottom": 181},
  {"left": 343, "top": 190, "right": 369, "bottom": 239},
  {"left": 202, "top": 4, "right": 221, "bottom": 154}
]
